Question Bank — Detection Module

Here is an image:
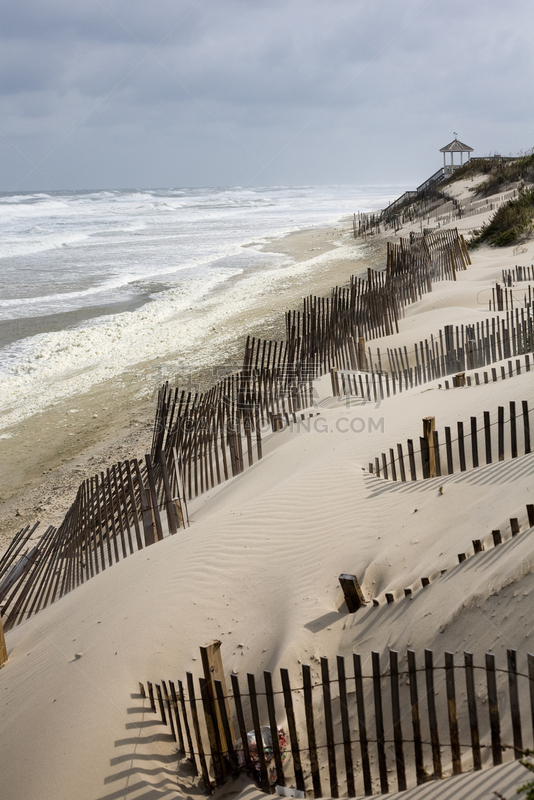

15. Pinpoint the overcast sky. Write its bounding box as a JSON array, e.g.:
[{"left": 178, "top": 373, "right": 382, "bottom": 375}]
[{"left": 1, "top": 0, "right": 533, "bottom": 191}]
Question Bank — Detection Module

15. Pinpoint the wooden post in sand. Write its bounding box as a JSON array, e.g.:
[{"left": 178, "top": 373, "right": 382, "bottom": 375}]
[
  {"left": 450, "top": 248, "right": 457, "bottom": 281},
  {"left": 339, "top": 574, "right": 367, "bottom": 612},
  {"left": 422, "top": 417, "right": 436, "bottom": 478},
  {"left": 200, "top": 640, "right": 234, "bottom": 765},
  {"left": 0, "top": 616, "right": 7, "bottom": 666},
  {"left": 358, "top": 337, "right": 367, "bottom": 371}
]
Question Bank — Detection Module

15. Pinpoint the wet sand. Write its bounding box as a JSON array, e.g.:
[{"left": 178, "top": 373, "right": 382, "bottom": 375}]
[{"left": 0, "top": 220, "right": 385, "bottom": 549}]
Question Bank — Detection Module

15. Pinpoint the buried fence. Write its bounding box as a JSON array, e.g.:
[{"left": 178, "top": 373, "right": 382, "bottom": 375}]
[
  {"left": 370, "top": 400, "right": 531, "bottom": 481},
  {"left": 0, "top": 450, "right": 188, "bottom": 632},
  {"left": 141, "top": 645, "right": 534, "bottom": 797},
  {"left": 332, "top": 306, "right": 534, "bottom": 404}
]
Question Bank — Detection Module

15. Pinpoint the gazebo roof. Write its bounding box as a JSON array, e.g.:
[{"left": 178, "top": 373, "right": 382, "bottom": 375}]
[{"left": 440, "top": 138, "right": 474, "bottom": 153}]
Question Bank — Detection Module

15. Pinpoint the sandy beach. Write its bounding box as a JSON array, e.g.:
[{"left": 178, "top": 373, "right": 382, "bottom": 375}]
[
  {"left": 0, "top": 222, "right": 385, "bottom": 549},
  {"left": 1, "top": 177, "right": 534, "bottom": 800}
]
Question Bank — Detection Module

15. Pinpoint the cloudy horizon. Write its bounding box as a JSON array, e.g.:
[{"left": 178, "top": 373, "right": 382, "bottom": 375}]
[{"left": 1, "top": 0, "right": 533, "bottom": 192}]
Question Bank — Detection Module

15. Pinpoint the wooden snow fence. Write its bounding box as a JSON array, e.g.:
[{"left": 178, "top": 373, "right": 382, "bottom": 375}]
[
  {"left": 0, "top": 451, "right": 188, "bottom": 631},
  {"left": 141, "top": 647, "right": 534, "bottom": 797},
  {"left": 370, "top": 502, "right": 534, "bottom": 606},
  {"left": 152, "top": 231, "right": 469, "bottom": 500},
  {"left": 370, "top": 401, "right": 531, "bottom": 481},
  {"left": 333, "top": 307, "right": 534, "bottom": 403}
]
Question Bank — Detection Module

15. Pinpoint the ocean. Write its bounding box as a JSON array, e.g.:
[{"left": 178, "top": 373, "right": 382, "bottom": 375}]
[{"left": 0, "top": 185, "right": 401, "bottom": 431}]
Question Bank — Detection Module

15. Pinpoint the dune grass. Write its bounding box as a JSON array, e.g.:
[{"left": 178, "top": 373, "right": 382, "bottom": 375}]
[{"left": 469, "top": 186, "right": 534, "bottom": 247}]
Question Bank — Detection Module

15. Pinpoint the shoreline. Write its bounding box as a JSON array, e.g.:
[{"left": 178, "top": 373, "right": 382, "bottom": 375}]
[{"left": 0, "top": 218, "right": 385, "bottom": 550}]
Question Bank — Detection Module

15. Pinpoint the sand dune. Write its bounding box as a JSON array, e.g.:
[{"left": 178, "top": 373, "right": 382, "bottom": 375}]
[{"left": 1, "top": 182, "right": 534, "bottom": 799}]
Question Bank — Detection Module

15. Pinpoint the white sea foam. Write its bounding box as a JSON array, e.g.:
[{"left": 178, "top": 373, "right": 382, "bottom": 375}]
[{"left": 0, "top": 185, "right": 402, "bottom": 427}]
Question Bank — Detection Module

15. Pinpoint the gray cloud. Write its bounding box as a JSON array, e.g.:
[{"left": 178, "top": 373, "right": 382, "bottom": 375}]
[{"left": 0, "top": 0, "right": 533, "bottom": 189}]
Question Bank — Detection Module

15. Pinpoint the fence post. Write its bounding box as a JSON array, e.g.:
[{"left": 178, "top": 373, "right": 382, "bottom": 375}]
[
  {"left": 445, "top": 652, "right": 462, "bottom": 774},
  {"left": 336, "top": 655, "right": 355, "bottom": 798},
  {"left": 485, "top": 653, "right": 503, "bottom": 765},
  {"left": 353, "top": 654, "right": 373, "bottom": 796},
  {"left": 424, "top": 649, "right": 442, "bottom": 779},
  {"left": 389, "top": 650, "right": 407, "bottom": 791},
  {"left": 303, "top": 664, "right": 322, "bottom": 797},
  {"left": 338, "top": 574, "right": 367, "bottom": 612},
  {"left": 507, "top": 650, "right": 523, "bottom": 759},
  {"left": 247, "top": 673, "right": 271, "bottom": 792},
  {"left": 372, "top": 651, "right": 388, "bottom": 794},
  {"left": 280, "top": 668, "right": 306, "bottom": 793},
  {"left": 320, "top": 658, "right": 338, "bottom": 798},
  {"left": 0, "top": 616, "right": 7, "bottom": 666},
  {"left": 407, "top": 650, "right": 426, "bottom": 784},
  {"left": 423, "top": 417, "right": 436, "bottom": 478},
  {"left": 464, "top": 652, "right": 482, "bottom": 770},
  {"left": 200, "top": 641, "right": 235, "bottom": 763}
]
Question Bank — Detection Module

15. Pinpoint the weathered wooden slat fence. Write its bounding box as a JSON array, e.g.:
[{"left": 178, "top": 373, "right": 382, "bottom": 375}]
[
  {"left": 333, "top": 306, "right": 534, "bottom": 404},
  {"left": 152, "top": 230, "right": 468, "bottom": 502},
  {"left": 0, "top": 450, "right": 188, "bottom": 631},
  {"left": 141, "top": 647, "right": 534, "bottom": 797},
  {"left": 502, "top": 265, "right": 534, "bottom": 285},
  {"left": 370, "top": 400, "right": 531, "bottom": 481},
  {"left": 368, "top": 502, "right": 534, "bottom": 607}
]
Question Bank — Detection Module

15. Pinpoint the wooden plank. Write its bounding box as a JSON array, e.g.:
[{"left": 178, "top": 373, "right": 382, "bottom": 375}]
[
  {"left": 397, "top": 443, "right": 406, "bottom": 482},
  {"left": 353, "top": 653, "right": 372, "bottom": 796},
  {"left": 407, "top": 649, "right": 426, "bottom": 784},
  {"left": 528, "top": 653, "right": 534, "bottom": 745},
  {"left": 433, "top": 431, "right": 442, "bottom": 477},
  {"left": 159, "top": 450, "right": 178, "bottom": 534},
  {"left": 161, "top": 679, "right": 176, "bottom": 742},
  {"left": 145, "top": 454, "right": 164, "bottom": 541},
  {"left": 484, "top": 411, "right": 492, "bottom": 464},
  {"left": 230, "top": 673, "right": 253, "bottom": 773},
  {"left": 169, "top": 680, "right": 186, "bottom": 753},
  {"left": 338, "top": 574, "right": 366, "bottom": 612},
  {"left": 507, "top": 649, "right": 523, "bottom": 759},
  {"left": 214, "top": 679, "right": 238, "bottom": 771},
  {"left": 423, "top": 417, "right": 436, "bottom": 478},
  {"left": 0, "top": 615, "right": 7, "bottom": 665},
  {"left": 302, "top": 663, "right": 322, "bottom": 797},
  {"left": 200, "top": 640, "right": 234, "bottom": 757},
  {"left": 320, "top": 657, "right": 338, "bottom": 798},
  {"left": 457, "top": 421, "right": 466, "bottom": 472},
  {"left": 407, "top": 439, "right": 417, "bottom": 480},
  {"left": 337, "top": 655, "right": 355, "bottom": 797},
  {"left": 523, "top": 401, "right": 531, "bottom": 454},
  {"left": 498, "top": 406, "right": 505, "bottom": 462},
  {"left": 372, "top": 651, "right": 388, "bottom": 794},
  {"left": 264, "top": 671, "right": 285, "bottom": 787},
  {"left": 247, "top": 672, "right": 271, "bottom": 792},
  {"left": 155, "top": 683, "right": 167, "bottom": 725},
  {"left": 510, "top": 402, "right": 518, "bottom": 458},
  {"left": 196, "top": 675, "right": 218, "bottom": 788},
  {"left": 147, "top": 681, "right": 156, "bottom": 713},
  {"left": 389, "top": 650, "right": 407, "bottom": 791},
  {"left": 470, "top": 417, "right": 479, "bottom": 468},
  {"left": 445, "top": 427, "right": 454, "bottom": 474},
  {"left": 464, "top": 652, "right": 482, "bottom": 770},
  {"left": 424, "top": 649, "right": 442, "bottom": 779},
  {"left": 178, "top": 678, "right": 198, "bottom": 774},
  {"left": 485, "top": 653, "right": 502, "bottom": 765},
  {"left": 280, "top": 668, "right": 306, "bottom": 792}
]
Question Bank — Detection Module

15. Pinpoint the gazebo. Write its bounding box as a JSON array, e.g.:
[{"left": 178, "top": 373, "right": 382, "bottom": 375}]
[{"left": 439, "top": 138, "right": 474, "bottom": 169}]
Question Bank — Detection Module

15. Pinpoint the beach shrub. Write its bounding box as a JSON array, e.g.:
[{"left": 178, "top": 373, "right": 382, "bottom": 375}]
[
  {"left": 517, "top": 752, "right": 534, "bottom": 799},
  {"left": 474, "top": 151, "right": 534, "bottom": 196},
  {"left": 469, "top": 187, "right": 534, "bottom": 247}
]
